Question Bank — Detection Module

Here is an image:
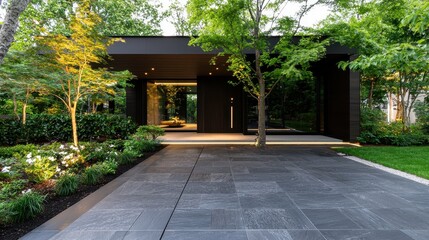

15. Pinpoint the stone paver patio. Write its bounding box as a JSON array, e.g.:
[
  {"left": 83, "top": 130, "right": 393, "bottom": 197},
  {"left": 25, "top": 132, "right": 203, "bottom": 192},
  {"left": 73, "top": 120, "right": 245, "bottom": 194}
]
[{"left": 23, "top": 146, "right": 429, "bottom": 240}]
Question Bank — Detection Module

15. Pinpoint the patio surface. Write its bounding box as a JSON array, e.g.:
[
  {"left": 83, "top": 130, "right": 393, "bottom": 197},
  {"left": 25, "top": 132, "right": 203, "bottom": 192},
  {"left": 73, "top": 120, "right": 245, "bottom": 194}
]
[{"left": 23, "top": 145, "right": 429, "bottom": 240}]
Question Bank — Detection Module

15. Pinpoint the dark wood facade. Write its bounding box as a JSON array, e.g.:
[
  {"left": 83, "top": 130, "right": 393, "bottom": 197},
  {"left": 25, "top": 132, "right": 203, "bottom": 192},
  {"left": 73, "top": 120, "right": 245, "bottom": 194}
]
[{"left": 109, "top": 37, "right": 360, "bottom": 142}]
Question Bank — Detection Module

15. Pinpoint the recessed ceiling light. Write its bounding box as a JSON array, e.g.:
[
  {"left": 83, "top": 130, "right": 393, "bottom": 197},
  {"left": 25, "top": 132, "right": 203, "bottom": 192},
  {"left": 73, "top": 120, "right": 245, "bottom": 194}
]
[
  {"left": 144, "top": 72, "right": 148, "bottom": 75},
  {"left": 209, "top": 72, "right": 212, "bottom": 75},
  {"left": 216, "top": 67, "right": 219, "bottom": 70},
  {"left": 151, "top": 68, "right": 155, "bottom": 71}
]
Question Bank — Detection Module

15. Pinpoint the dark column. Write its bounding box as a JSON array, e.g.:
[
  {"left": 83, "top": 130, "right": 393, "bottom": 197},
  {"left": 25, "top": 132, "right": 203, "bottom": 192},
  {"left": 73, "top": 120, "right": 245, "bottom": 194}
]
[
  {"left": 323, "top": 54, "right": 360, "bottom": 142},
  {"left": 126, "top": 80, "right": 147, "bottom": 125}
]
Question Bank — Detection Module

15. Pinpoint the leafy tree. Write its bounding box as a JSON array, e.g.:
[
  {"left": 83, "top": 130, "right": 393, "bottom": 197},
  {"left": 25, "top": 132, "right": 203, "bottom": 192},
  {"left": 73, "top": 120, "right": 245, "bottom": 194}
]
[
  {"left": 0, "top": 0, "right": 31, "bottom": 64},
  {"left": 325, "top": 0, "right": 429, "bottom": 130},
  {"left": 38, "top": 0, "right": 132, "bottom": 146},
  {"left": 188, "top": 0, "right": 332, "bottom": 147},
  {"left": 167, "top": 0, "right": 200, "bottom": 36}
]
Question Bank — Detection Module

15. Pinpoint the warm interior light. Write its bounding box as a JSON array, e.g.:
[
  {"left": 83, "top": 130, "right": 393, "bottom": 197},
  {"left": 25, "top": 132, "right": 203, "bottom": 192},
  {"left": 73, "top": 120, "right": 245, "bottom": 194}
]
[
  {"left": 216, "top": 67, "right": 219, "bottom": 70},
  {"left": 151, "top": 68, "right": 155, "bottom": 71},
  {"left": 153, "top": 81, "right": 197, "bottom": 86},
  {"left": 209, "top": 72, "right": 212, "bottom": 75},
  {"left": 144, "top": 72, "right": 148, "bottom": 75}
]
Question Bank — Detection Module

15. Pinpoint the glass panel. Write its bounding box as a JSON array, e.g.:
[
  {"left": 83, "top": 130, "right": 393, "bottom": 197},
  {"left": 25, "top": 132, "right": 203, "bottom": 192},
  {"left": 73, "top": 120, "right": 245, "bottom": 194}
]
[
  {"left": 247, "top": 77, "right": 320, "bottom": 133},
  {"left": 147, "top": 82, "right": 197, "bottom": 131}
]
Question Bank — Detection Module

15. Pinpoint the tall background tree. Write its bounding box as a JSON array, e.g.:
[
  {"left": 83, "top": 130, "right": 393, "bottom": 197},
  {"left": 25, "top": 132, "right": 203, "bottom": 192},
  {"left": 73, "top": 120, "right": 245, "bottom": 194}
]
[
  {"left": 324, "top": 0, "right": 429, "bottom": 131},
  {"left": 188, "top": 0, "right": 336, "bottom": 147},
  {"left": 0, "top": 0, "right": 30, "bottom": 64}
]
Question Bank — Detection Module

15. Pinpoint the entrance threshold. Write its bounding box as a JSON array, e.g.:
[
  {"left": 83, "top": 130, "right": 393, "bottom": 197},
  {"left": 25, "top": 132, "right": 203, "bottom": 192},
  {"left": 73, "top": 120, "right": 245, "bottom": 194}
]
[{"left": 160, "top": 132, "right": 354, "bottom": 145}]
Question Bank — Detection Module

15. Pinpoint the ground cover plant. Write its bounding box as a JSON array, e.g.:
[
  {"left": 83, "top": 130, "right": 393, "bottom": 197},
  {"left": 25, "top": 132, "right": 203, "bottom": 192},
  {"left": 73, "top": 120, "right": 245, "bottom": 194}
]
[
  {"left": 335, "top": 146, "right": 429, "bottom": 179},
  {"left": 0, "top": 125, "right": 164, "bottom": 233}
]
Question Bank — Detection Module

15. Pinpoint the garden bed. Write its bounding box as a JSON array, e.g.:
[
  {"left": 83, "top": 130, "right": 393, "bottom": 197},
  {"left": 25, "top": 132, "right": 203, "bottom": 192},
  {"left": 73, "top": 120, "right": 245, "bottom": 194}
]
[{"left": 0, "top": 146, "right": 163, "bottom": 240}]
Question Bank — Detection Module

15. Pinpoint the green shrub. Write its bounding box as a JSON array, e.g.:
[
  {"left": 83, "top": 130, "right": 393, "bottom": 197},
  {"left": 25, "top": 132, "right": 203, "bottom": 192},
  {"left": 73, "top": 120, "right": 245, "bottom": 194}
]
[
  {"left": 135, "top": 125, "right": 165, "bottom": 141},
  {"left": 7, "top": 191, "right": 45, "bottom": 223},
  {"left": 0, "top": 144, "right": 38, "bottom": 158},
  {"left": 24, "top": 154, "right": 57, "bottom": 183},
  {"left": 415, "top": 100, "right": 429, "bottom": 134},
  {"left": 0, "top": 114, "right": 137, "bottom": 146},
  {"left": 116, "top": 151, "right": 135, "bottom": 165},
  {"left": 55, "top": 174, "right": 79, "bottom": 196},
  {"left": 0, "top": 179, "right": 28, "bottom": 201},
  {"left": 81, "top": 165, "right": 103, "bottom": 185},
  {"left": 98, "top": 160, "right": 118, "bottom": 175}
]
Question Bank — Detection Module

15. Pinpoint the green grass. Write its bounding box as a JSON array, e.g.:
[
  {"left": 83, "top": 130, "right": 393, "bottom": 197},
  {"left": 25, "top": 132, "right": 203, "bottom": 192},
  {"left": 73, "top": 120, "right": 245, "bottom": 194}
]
[{"left": 334, "top": 146, "right": 429, "bottom": 180}]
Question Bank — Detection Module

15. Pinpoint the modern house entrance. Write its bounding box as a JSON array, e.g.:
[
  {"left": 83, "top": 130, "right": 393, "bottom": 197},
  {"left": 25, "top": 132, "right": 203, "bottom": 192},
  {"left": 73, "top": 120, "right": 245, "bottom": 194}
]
[{"left": 107, "top": 37, "right": 359, "bottom": 142}]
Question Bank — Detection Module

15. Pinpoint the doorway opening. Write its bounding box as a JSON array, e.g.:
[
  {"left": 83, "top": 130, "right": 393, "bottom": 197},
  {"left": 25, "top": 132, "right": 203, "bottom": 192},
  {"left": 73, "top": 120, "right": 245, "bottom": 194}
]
[{"left": 147, "top": 81, "right": 197, "bottom": 131}]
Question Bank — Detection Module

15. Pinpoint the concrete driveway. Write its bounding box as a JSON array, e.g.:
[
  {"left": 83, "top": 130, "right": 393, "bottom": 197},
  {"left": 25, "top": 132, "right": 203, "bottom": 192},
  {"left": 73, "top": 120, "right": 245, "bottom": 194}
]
[{"left": 24, "top": 146, "right": 429, "bottom": 240}]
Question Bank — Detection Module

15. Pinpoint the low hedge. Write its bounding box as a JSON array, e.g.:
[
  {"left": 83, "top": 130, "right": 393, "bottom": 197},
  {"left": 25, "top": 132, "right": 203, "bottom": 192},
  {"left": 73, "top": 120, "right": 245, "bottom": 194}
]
[{"left": 0, "top": 114, "right": 137, "bottom": 146}]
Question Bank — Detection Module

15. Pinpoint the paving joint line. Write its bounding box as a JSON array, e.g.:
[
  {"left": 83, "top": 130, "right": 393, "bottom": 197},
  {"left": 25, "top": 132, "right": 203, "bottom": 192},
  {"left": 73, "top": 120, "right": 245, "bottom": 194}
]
[{"left": 159, "top": 146, "right": 205, "bottom": 240}]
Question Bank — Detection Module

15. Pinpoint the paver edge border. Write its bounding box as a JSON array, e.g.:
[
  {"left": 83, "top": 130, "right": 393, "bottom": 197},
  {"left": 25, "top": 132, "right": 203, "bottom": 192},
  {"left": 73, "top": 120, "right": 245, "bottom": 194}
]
[{"left": 339, "top": 153, "right": 429, "bottom": 186}]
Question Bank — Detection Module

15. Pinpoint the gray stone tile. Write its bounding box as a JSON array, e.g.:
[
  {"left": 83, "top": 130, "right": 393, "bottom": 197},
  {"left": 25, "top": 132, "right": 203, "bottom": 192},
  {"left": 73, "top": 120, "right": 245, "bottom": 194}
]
[
  {"left": 123, "top": 231, "right": 163, "bottom": 240},
  {"left": 184, "top": 182, "right": 236, "bottom": 194},
  {"left": 114, "top": 181, "right": 185, "bottom": 195},
  {"left": 189, "top": 173, "right": 233, "bottom": 182},
  {"left": 288, "top": 230, "right": 326, "bottom": 240},
  {"left": 177, "top": 194, "right": 240, "bottom": 209},
  {"left": 65, "top": 210, "right": 141, "bottom": 231},
  {"left": 162, "top": 230, "right": 248, "bottom": 240},
  {"left": 130, "top": 209, "right": 173, "bottom": 230},
  {"left": 340, "top": 208, "right": 395, "bottom": 230},
  {"left": 51, "top": 231, "right": 127, "bottom": 240},
  {"left": 345, "top": 192, "right": 415, "bottom": 208},
  {"left": 395, "top": 192, "right": 429, "bottom": 209},
  {"left": 234, "top": 173, "right": 291, "bottom": 182},
  {"left": 167, "top": 209, "right": 244, "bottom": 230},
  {"left": 290, "top": 193, "right": 360, "bottom": 209},
  {"left": 142, "top": 167, "right": 193, "bottom": 173},
  {"left": 247, "top": 167, "right": 290, "bottom": 173},
  {"left": 246, "top": 230, "right": 292, "bottom": 240},
  {"left": 243, "top": 208, "right": 316, "bottom": 230},
  {"left": 20, "top": 230, "right": 59, "bottom": 240},
  {"left": 302, "top": 209, "right": 361, "bottom": 230},
  {"left": 235, "top": 181, "right": 283, "bottom": 194},
  {"left": 94, "top": 194, "right": 178, "bottom": 209},
  {"left": 376, "top": 179, "right": 429, "bottom": 193},
  {"left": 239, "top": 193, "right": 296, "bottom": 209},
  {"left": 402, "top": 230, "right": 429, "bottom": 240},
  {"left": 131, "top": 173, "right": 189, "bottom": 182},
  {"left": 370, "top": 208, "right": 429, "bottom": 230},
  {"left": 320, "top": 230, "right": 414, "bottom": 240},
  {"left": 193, "top": 166, "right": 231, "bottom": 173}
]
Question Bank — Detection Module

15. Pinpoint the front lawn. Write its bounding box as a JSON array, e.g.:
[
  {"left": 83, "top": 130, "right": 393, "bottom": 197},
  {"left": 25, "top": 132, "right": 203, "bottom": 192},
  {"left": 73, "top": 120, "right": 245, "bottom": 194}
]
[{"left": 334, "top": 146, "right": 429, "bottom": 180}]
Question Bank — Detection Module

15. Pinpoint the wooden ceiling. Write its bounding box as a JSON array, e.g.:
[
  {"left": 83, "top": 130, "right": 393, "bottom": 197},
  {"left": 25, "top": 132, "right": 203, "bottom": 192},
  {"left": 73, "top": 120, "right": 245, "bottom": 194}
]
[{"left": 107, "top": 54, "right": 231, "bottom": 80}]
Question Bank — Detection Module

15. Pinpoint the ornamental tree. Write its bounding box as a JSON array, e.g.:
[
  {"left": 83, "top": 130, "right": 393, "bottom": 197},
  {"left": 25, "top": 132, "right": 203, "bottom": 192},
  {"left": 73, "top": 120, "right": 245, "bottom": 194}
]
[
  {"left": 188, "top": 0, "right": 334, "bottom": 147},
  {"left": 39, "top": 0, "right": 132, "bottom": 146}
]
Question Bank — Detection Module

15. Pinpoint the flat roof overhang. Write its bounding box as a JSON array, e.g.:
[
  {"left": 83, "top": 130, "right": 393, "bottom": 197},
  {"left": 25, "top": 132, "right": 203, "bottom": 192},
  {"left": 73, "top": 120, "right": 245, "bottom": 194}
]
[{"left": 106, "top": 36, "right": 356, "bottom": 79}]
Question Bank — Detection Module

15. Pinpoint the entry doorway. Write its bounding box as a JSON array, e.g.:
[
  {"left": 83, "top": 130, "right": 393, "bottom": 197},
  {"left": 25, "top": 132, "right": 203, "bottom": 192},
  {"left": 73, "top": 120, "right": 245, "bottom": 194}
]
[{"left": 147, "top": 81, "right": 197, "bottom": 131}]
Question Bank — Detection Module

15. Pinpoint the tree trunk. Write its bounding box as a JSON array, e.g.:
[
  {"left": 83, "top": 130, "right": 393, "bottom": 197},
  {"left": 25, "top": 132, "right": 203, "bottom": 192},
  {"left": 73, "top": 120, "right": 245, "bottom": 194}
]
[
  {"left": 22, "top": 103, "right": 27, "bottom": 124},
  {"left": 70, "top": 106, "right": 79, "bottom": 146},
  {"left": 255, "top": 49, "right": 266, "bottom": 147},
  {"left": 0, "top": 0, "right": 31, "bottom": 64}
]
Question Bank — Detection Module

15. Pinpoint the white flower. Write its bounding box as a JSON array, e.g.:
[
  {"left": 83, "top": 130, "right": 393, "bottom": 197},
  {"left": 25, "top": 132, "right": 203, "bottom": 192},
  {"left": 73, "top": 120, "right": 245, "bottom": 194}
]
[
  {"left": 64, "top": 153, "right": 73, "bottom": 160},
  {"left": 56, "top": 167, "right": 61, "bottom": 172},
  {"left": 21, "top": 189, "right": 32, "bottom": 195},
  {"left": 59, "top": 144, "right": 65, "bottom": 149},
  {"left": 80, "top": 145, "right": 85, "bottom": 150},
  {"left": 1, "top": 166, "right": 11, "bottom": 173},
  {"left": 61, "top": 160, "right": 66, "bottom": 165},
  {"left": 70, "top": 145, "right": 79, "bottom": 151},
  {"left": 48, "top": 156, "right": 56, "bottom": 162},
  {"left": 26, "top": 152, "right": 32, "bottom": 159},
  {"left": 26, "top": 158, "right": 35, "bottom": 165},
  {"left": 109, "top": 145, "right": 115, "bottom": 148},
  {"left": 59, "top": 151, "right": 67, "bottom": 155},
  {"left": 35, "top": 155, "right": 42, "bottom": 160}
]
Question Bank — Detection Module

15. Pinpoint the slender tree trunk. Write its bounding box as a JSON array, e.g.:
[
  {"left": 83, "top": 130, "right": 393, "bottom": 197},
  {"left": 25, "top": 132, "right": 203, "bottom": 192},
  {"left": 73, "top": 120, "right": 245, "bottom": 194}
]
[
  {"left": 0, "top": 0, "right": 31, "bottom": 64},
  {"left": 22, "top": 103, "right": 27, "bottom": 124},
  {"left": 255, "top": 49, "right": 266, "bottom": 147},
  {"left": 70, "top": 105, "right": 79, "bottom": 146}
]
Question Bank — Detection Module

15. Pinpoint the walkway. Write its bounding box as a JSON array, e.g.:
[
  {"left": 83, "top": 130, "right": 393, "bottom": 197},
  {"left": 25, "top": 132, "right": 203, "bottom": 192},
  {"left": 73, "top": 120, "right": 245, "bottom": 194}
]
[
  {"left": 160, "top": 133, "right": 345, "bottom": 145},
  {"left": 24, "top": 146, "right": 429, "bottom": 240}
]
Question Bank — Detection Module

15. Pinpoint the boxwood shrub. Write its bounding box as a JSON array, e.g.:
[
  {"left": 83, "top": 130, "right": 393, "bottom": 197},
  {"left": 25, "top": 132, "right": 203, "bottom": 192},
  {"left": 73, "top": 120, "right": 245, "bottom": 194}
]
[{"left": 0, "top": 114, "right": 137, "bottom": 146}]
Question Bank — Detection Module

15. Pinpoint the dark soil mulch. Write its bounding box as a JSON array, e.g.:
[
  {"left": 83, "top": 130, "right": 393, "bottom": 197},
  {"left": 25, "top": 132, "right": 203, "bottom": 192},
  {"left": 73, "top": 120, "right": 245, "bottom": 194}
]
[{"left": 0, "top": 146, "right": 164, "bottom": 240}]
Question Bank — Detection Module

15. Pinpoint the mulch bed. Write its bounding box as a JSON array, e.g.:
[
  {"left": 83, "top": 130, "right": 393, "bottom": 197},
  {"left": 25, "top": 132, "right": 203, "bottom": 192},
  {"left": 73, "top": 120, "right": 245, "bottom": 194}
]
[{"left": 0, "top": 146, "right": 164, "bottom": 240}]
